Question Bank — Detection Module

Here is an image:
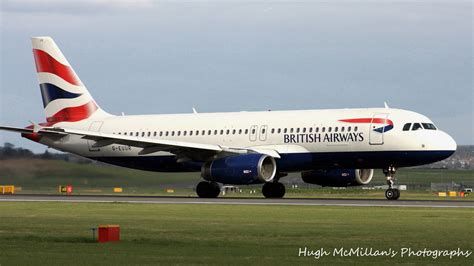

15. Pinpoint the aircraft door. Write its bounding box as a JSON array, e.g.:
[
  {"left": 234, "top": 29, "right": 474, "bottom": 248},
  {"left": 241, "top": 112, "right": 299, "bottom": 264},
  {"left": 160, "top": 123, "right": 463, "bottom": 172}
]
[
  {"left": 369, "top": 113, "right": 388, "bottom": 145},
  {"left": 87, "top": 121, "right": 103, "bottom": 151},
  {"left": 259, "top": 125, "right": 268, "bottom": 141},
  {"left": 249, "top": 125, "right": 258, "bottom": 142}
]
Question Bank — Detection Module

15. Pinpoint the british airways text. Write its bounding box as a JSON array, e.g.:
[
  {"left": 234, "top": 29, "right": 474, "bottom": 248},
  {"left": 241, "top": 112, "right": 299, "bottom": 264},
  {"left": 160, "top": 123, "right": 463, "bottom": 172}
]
[{"left": 284, "top": 133, "right": 364, "bottom": 144}]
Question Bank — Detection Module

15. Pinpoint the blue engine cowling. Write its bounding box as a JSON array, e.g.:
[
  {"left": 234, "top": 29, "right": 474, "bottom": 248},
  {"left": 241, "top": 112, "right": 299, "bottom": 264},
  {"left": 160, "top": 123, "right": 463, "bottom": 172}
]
[
  {"left": 301, "top": 169, "right": 374, "bottom": 187},
  {"left": 201, "top": 154, "right": 277, "bottom": 185}
]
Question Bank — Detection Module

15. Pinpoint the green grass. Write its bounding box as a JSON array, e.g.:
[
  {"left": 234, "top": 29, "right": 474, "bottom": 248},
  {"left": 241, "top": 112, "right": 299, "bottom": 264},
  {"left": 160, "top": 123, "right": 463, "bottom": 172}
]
[{"left": 0, "top": 202, "right": 472, "bottom": 265}]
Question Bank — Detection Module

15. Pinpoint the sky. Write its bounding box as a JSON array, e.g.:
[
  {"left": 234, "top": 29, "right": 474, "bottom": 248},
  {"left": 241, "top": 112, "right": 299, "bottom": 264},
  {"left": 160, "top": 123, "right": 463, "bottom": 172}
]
[{"left": 0, "top": 0, "right": 472, "bottom": 153}]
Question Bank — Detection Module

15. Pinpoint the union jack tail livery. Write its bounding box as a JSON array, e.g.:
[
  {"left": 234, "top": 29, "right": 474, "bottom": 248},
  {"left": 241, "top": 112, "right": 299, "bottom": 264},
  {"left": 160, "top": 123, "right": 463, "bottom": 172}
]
[{"left": 32, "top": 36, "right": 111, "bottom": 126}]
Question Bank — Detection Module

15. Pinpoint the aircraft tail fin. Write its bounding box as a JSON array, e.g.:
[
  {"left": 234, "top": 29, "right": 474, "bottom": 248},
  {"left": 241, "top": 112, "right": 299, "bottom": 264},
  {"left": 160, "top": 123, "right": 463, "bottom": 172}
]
[{"left": 31, "top": 36, "right": 111, "bottom": 125}]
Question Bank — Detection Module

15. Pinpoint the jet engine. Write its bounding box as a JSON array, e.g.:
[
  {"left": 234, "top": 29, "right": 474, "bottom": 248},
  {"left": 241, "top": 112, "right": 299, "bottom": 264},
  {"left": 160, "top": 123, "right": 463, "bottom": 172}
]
[
  {"left": 301, "top": 169, "right": 374, "bottom": 187},
  {"left": 202, "top": 154, "right": 276, "bottom": 185}
]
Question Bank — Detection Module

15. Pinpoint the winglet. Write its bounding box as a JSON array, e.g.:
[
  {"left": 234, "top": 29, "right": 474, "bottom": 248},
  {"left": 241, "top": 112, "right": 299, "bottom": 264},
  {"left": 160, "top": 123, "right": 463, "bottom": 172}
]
[
  {"left": 384, "top": 102, "right": 390, "bottom": 109},
  {"left": 192, "top": 107, "right": 198, "bottom": 114}
]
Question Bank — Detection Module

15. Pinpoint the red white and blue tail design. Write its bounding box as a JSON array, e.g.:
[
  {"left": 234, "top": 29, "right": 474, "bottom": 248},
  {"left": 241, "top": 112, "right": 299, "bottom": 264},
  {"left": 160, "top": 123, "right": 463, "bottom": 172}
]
[{"left": 32, "top": 36, "right": 110, "bottom": 125}]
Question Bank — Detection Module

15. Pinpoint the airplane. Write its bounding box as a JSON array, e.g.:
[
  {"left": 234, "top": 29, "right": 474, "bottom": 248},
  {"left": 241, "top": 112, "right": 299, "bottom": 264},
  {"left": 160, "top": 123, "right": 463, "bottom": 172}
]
[{"left": 0, "top": 37, "right": 457, "bottom": 200}]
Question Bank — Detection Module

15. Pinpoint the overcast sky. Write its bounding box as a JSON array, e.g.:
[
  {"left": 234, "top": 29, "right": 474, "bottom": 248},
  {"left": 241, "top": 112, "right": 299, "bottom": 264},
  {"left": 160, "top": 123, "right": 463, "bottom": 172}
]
[{"left": 1, "top": 0, "right": 472, "bottom": 152}]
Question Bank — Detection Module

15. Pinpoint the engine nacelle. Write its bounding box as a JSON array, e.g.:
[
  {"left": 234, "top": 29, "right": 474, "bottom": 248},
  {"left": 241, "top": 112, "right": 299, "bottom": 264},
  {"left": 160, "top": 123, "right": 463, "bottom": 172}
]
[
  {"left": 202, "top": 154, "right": 277, "bottom": 185},
  {"left": 301, "top": 169, "right": 374, "bottom": 187}
]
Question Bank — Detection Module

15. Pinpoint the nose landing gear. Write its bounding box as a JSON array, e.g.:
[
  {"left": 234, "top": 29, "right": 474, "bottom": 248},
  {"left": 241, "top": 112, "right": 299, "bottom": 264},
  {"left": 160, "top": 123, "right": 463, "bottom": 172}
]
[{"left": 384, "top": 166, "right": 400, "bottom": 200}]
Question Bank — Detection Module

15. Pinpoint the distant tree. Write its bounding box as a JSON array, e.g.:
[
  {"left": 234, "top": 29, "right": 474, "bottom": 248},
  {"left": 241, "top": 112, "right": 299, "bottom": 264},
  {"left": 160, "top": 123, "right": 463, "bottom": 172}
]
[
  {"left": 41, "top": 150, "right": 53, "bottom": 160},
  {"left": 1, "top": 142, "right": 16, "bottom": 157}
]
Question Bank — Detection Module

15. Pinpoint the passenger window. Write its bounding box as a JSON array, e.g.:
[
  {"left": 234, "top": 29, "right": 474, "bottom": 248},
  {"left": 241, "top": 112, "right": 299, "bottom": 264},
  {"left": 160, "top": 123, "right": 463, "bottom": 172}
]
[
  {"left": 226, "top": 130, "right": 230, "bottom": 135},
  {"left": 214, "top": 130, "right": 217, "bottom": 135},
  {"left": 232, "top": 129, "right": 236, "bottom": 134},
  {"left": 347, "top": 126, "right": 351, "bottom": 132},
  {"left": 422, "top": 123, "right": 437, "bottom": 130},
  {"left": 290, "top": 128, "right": 294, "bottom": 133},
  {"left": 284, "top": 128, "right": 287, "bottom": 134},
  {"left": 354, "top": 126, "right": 358, "bottom": 132},
  {"left": 262, "top": 128, "right": 266, "bottom": 134},
  {"left": 160, "top": 131, "right": 163, "bottom": 137},
  {"left": 335, "top": 127, "right": 338, "bottom": 132},
  {"left": 328, "top": 127, "right": 332, "bottom": 132},
  {"left": 220, "top": 130, "right": 224, "bottom": 135},
  {"left": 171, "top": 131, "right": 175, "bottom": 136},
  {"left": 309, "top": 127, "right": 313, "bottom": 133},
  {"left": 245, "top": 129, "right": 249, "bottom": 134},
  {"left": 271, "top": 128, "right": 275, "bottom": 134},
  {"left": 341, "top": 127, "right": 344, "bottom": 132},
  {"left": 188, "top": 131, "right": 192, "bottom": 136},
  {"left": 296, "top": 128, "right": 300, "bottom": 133},
  {"left": 315, "top": 127, "right": 319, "bottom": 133},
  {"left": 177, "top": 131, "right": 181, "bottom": 136},
  {"left": 412, "top": 123, "right": 422, "bottom": 131},
  {"left": 124, "top": 132, "right": 127, "bottom": 136},
  {"left": 142, "top": 132, "right": 145, "bottom": 137},
  {"left": 403, "top": 123, "right": 411, "bottom": 131},
  {"left": 147, "top": 132, "right": 151, "bottom": 137},
  {"left": 136, "top": 132, "right": 139, "bottom": 137},
  {"left": 239, "top": 129, "right": 242, "bottom": 134},
  {"left": 322, "top": 127, "right": 325, "bottom": 132},
  {"left": 252, "top": 129, "right": 256, "bottom": 134},
  {"left": 165, "top": 131, "right": 169, "bottom": 137},
  {"left": 302, "top": 128, "right": 306, "bottom": 133}
]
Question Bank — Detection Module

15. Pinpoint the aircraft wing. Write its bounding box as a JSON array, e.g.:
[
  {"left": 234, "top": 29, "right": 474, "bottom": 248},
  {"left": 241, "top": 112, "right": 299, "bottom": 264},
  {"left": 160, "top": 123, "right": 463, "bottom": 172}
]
[{"left": 0, "top": 125, "right": 280, "bottom": 160}]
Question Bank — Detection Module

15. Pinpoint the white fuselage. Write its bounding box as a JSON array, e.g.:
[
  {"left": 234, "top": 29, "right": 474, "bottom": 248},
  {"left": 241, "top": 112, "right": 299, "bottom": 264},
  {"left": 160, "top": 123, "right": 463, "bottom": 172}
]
[{"left": 35, "top": 107, "right": 456, "bottom": 173}]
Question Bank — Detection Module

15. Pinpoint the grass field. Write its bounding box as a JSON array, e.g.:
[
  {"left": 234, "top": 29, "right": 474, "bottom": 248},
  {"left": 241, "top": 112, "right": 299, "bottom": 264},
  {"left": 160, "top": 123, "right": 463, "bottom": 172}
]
[{"left": 0, "top": 202, "right": 472, "bottom": 265}]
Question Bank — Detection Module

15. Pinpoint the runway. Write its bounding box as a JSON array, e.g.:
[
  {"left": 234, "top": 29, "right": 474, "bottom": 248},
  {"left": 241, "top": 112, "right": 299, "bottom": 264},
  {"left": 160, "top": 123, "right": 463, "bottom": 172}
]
[{"left": 0, "top": 194, "right": 472, "bottom": 208}]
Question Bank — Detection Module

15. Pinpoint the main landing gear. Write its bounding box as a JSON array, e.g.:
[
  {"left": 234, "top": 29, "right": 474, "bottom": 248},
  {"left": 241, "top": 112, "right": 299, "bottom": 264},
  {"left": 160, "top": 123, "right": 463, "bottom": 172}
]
[
  {"left": 196, "top": 181, "right": 221, "bottom": 198},
  {"left": 384, "top": 166, "right": 400, "bottom": 200},
  {"left": 196, "top": 181, "right": 286, "bottom": 199},
  {"left": 262, "top": 182, "right": 286, "bottom": 198}
]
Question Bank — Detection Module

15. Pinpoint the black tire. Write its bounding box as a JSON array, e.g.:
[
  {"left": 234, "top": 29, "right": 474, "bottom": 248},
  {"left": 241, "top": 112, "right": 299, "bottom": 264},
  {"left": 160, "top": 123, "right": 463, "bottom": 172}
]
[
  {"left": 274, "top": 182, "right": 286, "bottom": 198},
  {"left": 262, "top": 182, "right": 286, "bottom": 198},
  {"left": 393, "top": 189, "right": 400, "bottom": 200},
  {"left": 196, "top": 181, "right": 220, "bottom": 198},
  {"left": 385, "top": 189, "right": 395, "bottom": 200},
  {"left": 196, "top": 181, "right": 210, "bottom": 198},
  {"left": 209, "top": 182, "right": 221, "bottom": 198},
  {"left": 262, "top": 182, "right": 274, "bottom": 198}
]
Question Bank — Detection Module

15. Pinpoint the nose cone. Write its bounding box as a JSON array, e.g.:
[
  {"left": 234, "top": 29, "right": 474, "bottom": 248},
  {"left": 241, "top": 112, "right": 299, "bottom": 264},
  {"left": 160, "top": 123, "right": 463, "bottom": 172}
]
[
  {"left": 437, "top": 131, "right": 457, "bottom": 159},
  {"left": 442, "top": 131, "right": 457, "bottom": 153}
]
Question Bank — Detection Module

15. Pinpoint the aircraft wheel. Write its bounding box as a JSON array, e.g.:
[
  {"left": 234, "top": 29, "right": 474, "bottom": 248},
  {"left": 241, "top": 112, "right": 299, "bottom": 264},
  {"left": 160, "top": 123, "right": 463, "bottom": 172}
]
[
  {"left": 393, "top": 189, "right": 400, "bottom": 200},
  {"left": 262, "top": 182, "right": 286, "bottom": 198},
  {"left": 385, "top": 188, "right": 399, "bottom": 200},
  {"left": 196, "top": 181, "right": 220, "bottom": 198},
  {"left": 274, "top": 182, "right": 286, "bottom": 198},
  {"left": 209, "top": 182, "right": 221, "bottom": 198},
  {"left": 262, "top": 182, "right": 273, "bottom": 198}
]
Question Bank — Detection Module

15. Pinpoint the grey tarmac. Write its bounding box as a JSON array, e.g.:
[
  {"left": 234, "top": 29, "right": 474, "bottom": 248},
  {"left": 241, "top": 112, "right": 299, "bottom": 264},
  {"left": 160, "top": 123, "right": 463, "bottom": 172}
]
[{"left": 0, "top": 194, "right": 472, "bottom": 208}]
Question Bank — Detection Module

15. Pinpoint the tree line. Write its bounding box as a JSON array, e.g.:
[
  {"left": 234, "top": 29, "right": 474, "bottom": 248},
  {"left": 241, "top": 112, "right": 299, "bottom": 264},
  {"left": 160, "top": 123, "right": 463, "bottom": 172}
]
[{"left": 0, "top": 142, "right": 69, "bottom": 161}]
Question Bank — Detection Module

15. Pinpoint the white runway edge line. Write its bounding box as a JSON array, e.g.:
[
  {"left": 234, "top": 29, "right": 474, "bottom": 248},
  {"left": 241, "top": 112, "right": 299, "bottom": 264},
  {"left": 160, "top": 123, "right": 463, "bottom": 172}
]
[{"left": 0, "top": 198, "right": 472, "bottom": 208}]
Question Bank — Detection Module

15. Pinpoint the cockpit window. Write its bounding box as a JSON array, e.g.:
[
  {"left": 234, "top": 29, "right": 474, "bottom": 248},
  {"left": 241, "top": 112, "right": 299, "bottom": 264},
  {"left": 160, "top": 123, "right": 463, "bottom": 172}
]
[
  {"left": 422, "top": 123, "right": 437, "bottom": 130},
  {"left": 412, "top": 123, "right": 423, "bottom": 131},
  {"left": 403, "top": 123, "right": 411, "bottom": 131}
]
